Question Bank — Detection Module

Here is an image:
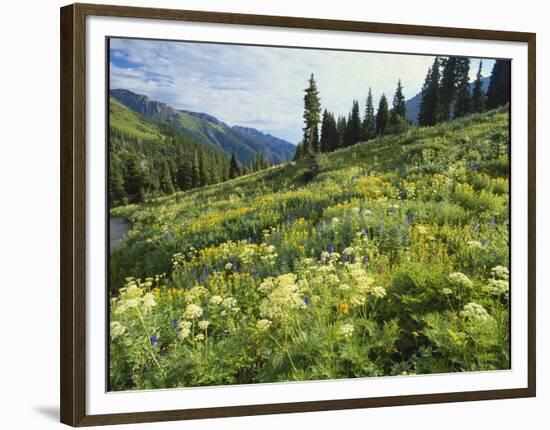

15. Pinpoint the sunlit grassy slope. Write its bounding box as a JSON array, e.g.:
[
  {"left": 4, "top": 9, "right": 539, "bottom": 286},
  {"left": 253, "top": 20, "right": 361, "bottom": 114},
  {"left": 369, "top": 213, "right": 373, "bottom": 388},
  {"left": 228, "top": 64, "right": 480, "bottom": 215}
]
[
  {"left": 109, "top": 98, "right": 165, "bottom": 141},
  {"left": 111, "top": 107, "right": 509, "bottom": 287},
  {"left": 109, "top": 107, "right": 510, "bottom": 390}
]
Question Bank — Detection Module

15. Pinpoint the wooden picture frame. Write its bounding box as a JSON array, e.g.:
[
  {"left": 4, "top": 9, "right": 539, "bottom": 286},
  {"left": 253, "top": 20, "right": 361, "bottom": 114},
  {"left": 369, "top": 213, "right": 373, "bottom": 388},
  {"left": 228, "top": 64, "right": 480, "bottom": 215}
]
[{"left": 60, "top": 3, "right": 536, "bottom": 426}]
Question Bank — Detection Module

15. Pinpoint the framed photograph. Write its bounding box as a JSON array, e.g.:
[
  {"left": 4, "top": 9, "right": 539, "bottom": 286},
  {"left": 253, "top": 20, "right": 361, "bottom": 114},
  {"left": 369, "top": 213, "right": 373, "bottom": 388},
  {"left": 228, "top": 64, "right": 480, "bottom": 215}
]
[{"left": 60, "top": 3, "right": 536, "bottom": 426}]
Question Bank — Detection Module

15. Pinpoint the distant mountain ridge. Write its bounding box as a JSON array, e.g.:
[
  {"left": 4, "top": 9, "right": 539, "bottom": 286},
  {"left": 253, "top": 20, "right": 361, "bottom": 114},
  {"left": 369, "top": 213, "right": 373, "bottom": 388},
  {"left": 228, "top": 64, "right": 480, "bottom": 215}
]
[
  {"left": 110, "top": 89, "right": 295, "bottom": 165},
  {"left": 405, "top": 76, "right": 490, "bottom": 124}
]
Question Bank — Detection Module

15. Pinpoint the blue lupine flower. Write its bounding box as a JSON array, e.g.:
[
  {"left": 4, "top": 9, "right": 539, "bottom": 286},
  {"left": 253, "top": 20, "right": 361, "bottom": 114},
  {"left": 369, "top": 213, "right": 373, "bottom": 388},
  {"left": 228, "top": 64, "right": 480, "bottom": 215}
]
[
  {"left": 233, "top": 257, "right": 238, "bottom": 268},
  {"left": 216, "top": 267, "right": 221, "bottom": 273},
  {"left": 204, "top": 267, "right": 209, "bottom": 277},
  {"left": 304, "top": 296, "right": 311, "bottom": 306},
  {"left": 328, "top": 244, "right": 334, "bottom": 254},
  {"left": 351, "top": 255, "right": 356, "bottom": 264},
  {"left": 172, "top": 318, "right": 179, "bottom": 329},
  {"left": 343, "top": 253, "right": 348, "bottom": 261},
  {"left": 150, "top": 335, "right": 159, "bottom": 346}
]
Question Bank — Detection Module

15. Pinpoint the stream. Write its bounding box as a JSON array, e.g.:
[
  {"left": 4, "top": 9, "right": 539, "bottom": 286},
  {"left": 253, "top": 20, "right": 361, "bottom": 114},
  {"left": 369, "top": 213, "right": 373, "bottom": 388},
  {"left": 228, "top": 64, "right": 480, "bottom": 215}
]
[{"left": 110, "top": 217, "right": 130, "bottom": 251}]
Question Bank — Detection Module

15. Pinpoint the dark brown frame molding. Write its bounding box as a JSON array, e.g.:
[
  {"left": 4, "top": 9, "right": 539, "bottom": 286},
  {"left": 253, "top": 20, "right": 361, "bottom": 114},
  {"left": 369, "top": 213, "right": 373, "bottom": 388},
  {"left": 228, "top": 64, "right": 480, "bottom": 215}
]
[{"left": 60, "top": 3, "right": 536, "bottom": 426}]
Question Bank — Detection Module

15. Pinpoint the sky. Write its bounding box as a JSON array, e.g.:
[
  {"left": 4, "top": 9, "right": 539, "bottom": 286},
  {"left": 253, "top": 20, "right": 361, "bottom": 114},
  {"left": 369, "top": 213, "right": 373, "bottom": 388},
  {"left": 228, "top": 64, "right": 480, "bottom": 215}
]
[{"left": 110, "top": 38, "right": 495, "bottom": 144}]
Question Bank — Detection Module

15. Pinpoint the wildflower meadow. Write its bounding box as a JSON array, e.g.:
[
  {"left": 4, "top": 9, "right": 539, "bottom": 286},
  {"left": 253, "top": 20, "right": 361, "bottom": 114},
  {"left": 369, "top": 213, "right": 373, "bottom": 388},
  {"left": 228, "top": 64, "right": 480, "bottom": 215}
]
[{"left": 109, "top": 107, "right": 510, "bottom": 391}]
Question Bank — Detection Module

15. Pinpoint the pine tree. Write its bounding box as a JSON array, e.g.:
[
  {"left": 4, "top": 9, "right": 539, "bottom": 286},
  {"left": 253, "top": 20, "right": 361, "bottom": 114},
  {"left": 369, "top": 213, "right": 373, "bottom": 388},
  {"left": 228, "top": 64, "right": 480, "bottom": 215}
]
[
  {"left": 319, "top": 109, "right": 331, "bottom": 152},
  {"left": 160, "top": 160, "right": 175, "bottom": 195},
  {"left": 376, "top": 94, "right": 390, "bottom": 136},
  {"left": 437, "top": 57, "right": 459, "bottom": 122},
  {"left": 486, "top": 59, "right": 511, "bottom": 109},
  {"left": 198, "top": 150, "right": 209, "bottom": 186},
  {"left": 293, "top": 142, "right": 304, "bottom": 161},
  {"left": 344, "top": 100, "right": 361, "bottom": 146},
  {"left": 124, "top": 154, "right": 149, "bottom": 204},
  {"left": 176, "top": 156, "right": 192, "bottom": 190},
  {"left": 390, "top": 79, "right": 406, "bottom": 124},
  {"left": 453, "top": 58, "right": 471, "bottom": 118},
  {"left": 229, "top": 153, "right": 240, "bottom": 179},
  {"left": 336, "top": 115, "right": 347, "bottom": 148},
  {"left": 253, "top": 153, "right": 268, "bottom": 171},
  {"left": 209, "top": 154, "right": 220, "bottom": 184},
  {"left": 327, "top": 112, "right": 339, "bottom": 151},
  {"left": 471, "top": 60, "right": 487, "bottom": 113},
  {"left": 361, "top": 88, "right": 376, "bottom": 141},
  {"left": 109, "top": 168, "right": 125, "bottom": 205},
  {"left": 191, "top": 151, "right": 200, "bottom": 188},
  {"left": 418, "top": 57, "right": 441, "bottom": 126},
  {"left": 302, "top": 73, "right": 321, "bottom": 154},
  {"left": 319, "top": 110, "right": 338, "bottom": 153}
]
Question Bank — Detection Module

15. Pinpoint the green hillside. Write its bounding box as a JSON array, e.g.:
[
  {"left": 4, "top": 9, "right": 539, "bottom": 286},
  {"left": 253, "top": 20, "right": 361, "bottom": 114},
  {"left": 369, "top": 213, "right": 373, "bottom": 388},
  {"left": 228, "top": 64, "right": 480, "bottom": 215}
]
[
  {"left": 109, "top": 97, "right": 165, "bottom": 141},
  {"left": 110, "top": 89, "right": 296, "bottom": 165},
  {"left": 109, "top": 107, "right": 510, "bottom": 390},
  {"left": 109, "top": 97, "right": 249, "bottom": 206}
]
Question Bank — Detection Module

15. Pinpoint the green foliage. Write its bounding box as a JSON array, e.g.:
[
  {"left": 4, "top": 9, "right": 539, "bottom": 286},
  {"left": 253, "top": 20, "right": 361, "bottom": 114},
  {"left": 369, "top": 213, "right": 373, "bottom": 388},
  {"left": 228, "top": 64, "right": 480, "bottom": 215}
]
[
  {"left": 229, "top": 153, "right": 241, "bottom": 179},
  {"left": 361, "top": 88, "right": 376, "bottom": 141},
  {"left": 453, "top": 58, "right": 471, "bottom": 118},
  {"left": 418, "top": 57, "right": 441, "bottom": 126},
  {"left": 390, "top": 79, "right": 406, "bottom": 125},
  {"left": 109, "top": 98, "right": 266, "bottom": 206},
  {"left": 376, "top": 94, "right": 390, "bottom": 136},
  {"left": 343, "top": 100, "right": 362, "bottom": 147},
  {"left": 123, "top": 154, "right": 149, "bottom": 204},
  {"left": 471, "top": 60, "right": 487, "bottom": 113},
  {"left": 437, "top": 57, "right": 460, "bottom": 122},
  {"left": 302, "top": 74, "right": 321, "bottom": 153},
  {"left": 109, "top": 107, "right": 510, "bottom": 390},
  {"left": 319, "top": 109, "right": 339, "bottom": 152},
  {"left": 486, "top": 60, "right": 511, "bottom": 109},
  {"left": 159, "top": 161, "right": 175, "bottom": 195}
]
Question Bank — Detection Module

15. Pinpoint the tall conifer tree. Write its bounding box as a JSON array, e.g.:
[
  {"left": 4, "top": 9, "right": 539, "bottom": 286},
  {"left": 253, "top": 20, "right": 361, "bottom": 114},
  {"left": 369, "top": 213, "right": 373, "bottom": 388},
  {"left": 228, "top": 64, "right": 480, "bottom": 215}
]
[
  {"left": 344, "top": 100, "right": 361, "bottom": 146},
  {"left": 453, "top": 58, "right": 471, "bottom": 118},
  {"left": 471, "top": 60, "right": 487, "bottom": 113},
  {"left": 418, "top": 57, "right": 441, "bottom": 126},
  {"left": 336, "top": 115, "right": 347, "bottom": 148},
  {"left": 229, "top": 153, "right": 240, "bottom": 179},
  {"left": 191, "top": 151, "right": 200, "bottom": 188},
  {"left": 390, "top": 80, "right": 406, "bottom": 124},
  {"left": 376, "top": 94, "right": 390, "bottom": 135},
  {"left": 160, "top": 160, "right": 175, "bottom": 195},
  {"left": 361, "top": 88, "right": 376, "bottom": 141},
  {"left": 319, "top": 110, "right": 339, "bottom": 152},
  {"left": 124, "top": 154, "right": 149, "bottom": 204},
  {"left": 437, "top": 57, "right": 459, "bottom": 122},
  {"left": 486, "top": 59, "right": 511, "bottom": 109},
  {"left": 302, "top": 74, "right": 321, "bottom": 154}
]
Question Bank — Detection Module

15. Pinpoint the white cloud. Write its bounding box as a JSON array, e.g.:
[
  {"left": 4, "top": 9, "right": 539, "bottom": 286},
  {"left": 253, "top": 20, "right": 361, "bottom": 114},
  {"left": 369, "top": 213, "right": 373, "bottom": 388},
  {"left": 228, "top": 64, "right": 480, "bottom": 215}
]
[{"left": 109, "top": 38, "right": 495, "bottom": 143}]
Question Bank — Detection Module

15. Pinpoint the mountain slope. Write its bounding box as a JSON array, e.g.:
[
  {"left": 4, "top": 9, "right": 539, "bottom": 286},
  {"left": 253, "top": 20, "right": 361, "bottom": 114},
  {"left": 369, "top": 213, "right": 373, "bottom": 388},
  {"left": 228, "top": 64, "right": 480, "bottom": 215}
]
[
  {"left": 405, "top": 76, "right": 490, "bottom": 124},
  {"left": 110, "top": 105, "right": 510, "bottom": 390},
  {"left": 232, "top": 125, "right": 296, "bottom": 162},
  {"left": 109, "top": 97, "right": 233, "bottom": 205},
  {"left": 111, "top": 106, "right": 509, "bottom": 285},
  {"left": 110, "top": 89, "right": 296, "bottom": 164}
]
